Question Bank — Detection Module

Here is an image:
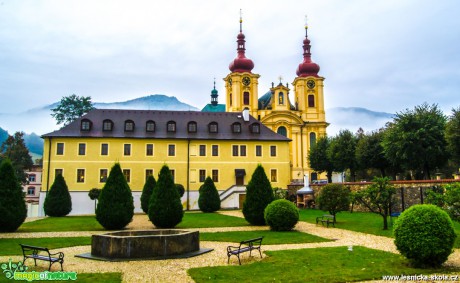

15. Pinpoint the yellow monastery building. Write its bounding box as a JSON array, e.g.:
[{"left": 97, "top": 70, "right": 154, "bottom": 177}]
[{"left": 39, "top": 18, "right": 327, "bottom": 215}]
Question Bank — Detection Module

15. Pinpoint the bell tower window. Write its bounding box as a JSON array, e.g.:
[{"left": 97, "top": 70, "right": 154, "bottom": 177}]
[
  {"left": 243, "top": 92, "right": 250, "bottom": 105},
  {"left": 308, "top": 94, "right": 315, "bottom": 107},
  {"left": 279, "top": 92, "right": 284, "bottom": 105}
]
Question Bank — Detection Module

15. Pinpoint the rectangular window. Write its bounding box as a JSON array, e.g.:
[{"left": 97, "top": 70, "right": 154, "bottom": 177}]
[
  {"left": 27, "top": 187, "right": 35, "bottom": 195},
  {"left": 212, "top": 169, "right": 219, "bottom": 182},
  {"left": 101, "top": 143, "right": 108, "bottom": 156},
  {"left": 271, "top": 169, "right": 277, "bottom": 182},
  {"left": 78, "top": 143, "right": 86, "bottom": 155},
  {"left": 28, "top": 174, "right": 36, "bottom": 182},
  {"left": 123, "top": 169, "right": 131, "bottom": 183},
  {"left": 55, "top": 169, "right": 63, "bottom": 176},
  {"left": 256, "top": 145, "right": 262, "bottom": 157},
  {"left": 199, "top": 145, "right": 206, "bottom": 156},
  {"left": 100, "top": 169, "right": 108, "bottom": 183},
  {"left": 270, "top": 145, "right": 277, "bottom": 157},
  {"left": 212, "top": 145, "right": 219, "bottom": 156},
  {"left": 145, "top": 169, "right": 153, "bottom": 181},
  {"left": 199, "top": 169, "right": 206, "bottom": 182},
  {"left": 77, "top": 169, "right": 85, "bottom": 183},
  {"left": 243, "top": 92, "right": 250, "bottom": 105},
  {"left": 232, "top": 145, "right": 238, "bottom": 156},
  {"left": 168, "top": 144, "right": 176, "bottom": 156},
  {"left": 170, "top": 169, "right": 175, "bottom": 182},
  {"left": 240, "top": 145, "right": 247, "bottom": 157},
  {"left": 56, "top": 143, "right": 64, "bottom": 155},
  {"left": 146, "top": 144, "right": 154, "bottom": 156},
  {"left": 124, "top": 144, "right": 131, "bottom": 156}
]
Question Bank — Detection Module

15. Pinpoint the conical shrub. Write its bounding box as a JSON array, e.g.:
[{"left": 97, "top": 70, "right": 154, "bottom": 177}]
[
  {"left": 198, "top": 176, "right": 221, "bottom": 212},
  {"left": 140, "top": 175, "right": 156, "bottom": 214},
  {"left": 96, "top": 163, "right": 134, "bottom": 230},
  {"left": 243, "top": 165, "right": 274, "bottom": 225},
  {"left": 44, "top": 174, "right": 72, "bottom": 216},
  {"left": 0, "top": 159, "right": 27, "bottom": 232},
  {"left": 148, "top": 165, "right": 183, "bottom": 228}
]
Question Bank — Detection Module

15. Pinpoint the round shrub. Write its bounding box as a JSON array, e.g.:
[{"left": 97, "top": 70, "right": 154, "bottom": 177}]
[
  {"left": 264, "top": 199, "right": 299, "bottom": 231},
  {"left": 175, "top": 184, "right": 185, "bottom": 198},
  {"left": 394, "top": 204, "right": 456, "bottom": 267}
]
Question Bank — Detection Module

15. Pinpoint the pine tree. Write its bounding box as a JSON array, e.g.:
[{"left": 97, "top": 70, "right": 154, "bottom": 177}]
[
  {"left": 148, "top": 165, "right": 183, "bottom": 228},
  {"left": 96, "top": 163, "right": 134, "bottom": 230},
  {"left": 198, "top": 176, "right": 221, "bottom": 212},
  {"left": 243, "top": 165, "right": 275, "bottom": 225},
  {"left": 140, "top": 175, "right": 156, "bottom": 214},
  {"left": 0, "top": 159, "right": 27, "bottom": 232},
  {"left": 43, "top": 174, "right": 72, "bottom": 216}
]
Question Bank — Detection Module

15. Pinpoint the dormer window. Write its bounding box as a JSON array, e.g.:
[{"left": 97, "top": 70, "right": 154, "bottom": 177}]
[
  {"left": 188, "top": 121, "right": 197, "bottom": 133},
  {"left": 103, "top": 119, "right": 113, "bottom": 131},
  {"left": 167, "top": 121, "right": 176, "bottom": 132},
  {"left": 232, "top": 122, "right": 241, "bottom": 133},
  {"left": 250, "top": 123, "right": 260, "bottom": 134},
  {"left": 146, "top": 120, "right": 155, "bottom": 132},
  {"left": 81, "top": 119, "right": 92, "bottom": 131},
  {"left": 125, "top": 120, "right": 135, "bottom": 132},
  {"left": 208, "top": 122, "right": 218, "bottom": 133}
]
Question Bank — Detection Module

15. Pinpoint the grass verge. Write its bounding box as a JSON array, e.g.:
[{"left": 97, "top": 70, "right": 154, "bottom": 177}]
[
  {"left": 188, "top": 246, "right": 460, "bottom": 283},
  {"left": 0, "top": 237, "right": 91, "bottom": 256},
  {"left": 200, "top": 230, "right": 330, "bottom": 245}
]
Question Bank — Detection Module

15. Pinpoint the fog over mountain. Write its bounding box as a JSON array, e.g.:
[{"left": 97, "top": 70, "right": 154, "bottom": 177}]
[{"left": 0, "top": 95, "right": 395, "bottom": 156}]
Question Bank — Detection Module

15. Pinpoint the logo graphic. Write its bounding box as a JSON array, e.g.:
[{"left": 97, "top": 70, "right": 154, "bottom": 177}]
[
  {"left": 1, "top": 259, "right": 77, "bottom": 281},
  {"left": 1, "top": 259, "right": 28, "bottom": 279}
]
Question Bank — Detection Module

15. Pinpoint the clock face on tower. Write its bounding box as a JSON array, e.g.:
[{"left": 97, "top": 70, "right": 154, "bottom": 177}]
[
  {"left": 242, "top": 76, "right": 251, "bottom": 86},
  {"left": 307, "top": 80, "right": 315, "bottom": 89}
]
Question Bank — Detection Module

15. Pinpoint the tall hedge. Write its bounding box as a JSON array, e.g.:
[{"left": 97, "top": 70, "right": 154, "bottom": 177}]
[
  {"left": 243, "top": 165, "right": 274, "bottom": 225},
  {"left": 96, "top": 163, "right": 134, "bottom": 230},
  {"left": 148, "top": 165, "right": 183, "bottom": 228},
  {"left": 198, "top": 176, "right": 221, "bottom": 212},
  {"left": 0, "top": 159, "right": 27, "bottom": 232},
  {"left": 140, "top": 175, "right": 156, "bottom": 214},
  {"left": 44, "top": 174, "right": 72, "bottom": 216}
]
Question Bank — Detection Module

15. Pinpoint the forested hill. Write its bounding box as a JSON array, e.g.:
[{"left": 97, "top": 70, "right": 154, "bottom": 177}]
[{"left": 0, "top": 128, "right": 44, "bottom": 156}]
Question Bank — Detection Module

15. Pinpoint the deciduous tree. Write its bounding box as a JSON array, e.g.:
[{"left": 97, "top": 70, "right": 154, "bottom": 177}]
[
  {"left": 446, "top": 107, "right": 460, "bottom": 167},
  {"left": 355, "top": 129, "right": 389, "bottom": 177},
  {"left": 0, "top": 132, "right": 33, "bottom": 184},
  {"left": 328, "top": 130, "right": 358, "bottom": 181},
  {"left": 317, "top": 183, "right": 350, "bottom": 223},
  {"left": 51, "top": 94, "right": 94, "bottom": 126},
  {"left": 308, "top": 136, "right": 334, "bottom": 183}
]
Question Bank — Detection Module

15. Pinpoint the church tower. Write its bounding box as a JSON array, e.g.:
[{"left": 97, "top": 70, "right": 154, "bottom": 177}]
[{"left": 224, "top": 11, "right": 260, "bottom": 117}]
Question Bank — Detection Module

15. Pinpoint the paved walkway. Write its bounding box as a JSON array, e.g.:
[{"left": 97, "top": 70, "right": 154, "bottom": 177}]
[{"left": 1, "top": 212, "right": 458, "bottom": 282}]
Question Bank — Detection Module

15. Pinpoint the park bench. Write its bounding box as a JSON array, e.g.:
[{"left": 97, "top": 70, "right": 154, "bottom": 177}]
[
  {"left": 316, "top": 214, "right": 335, "bottom": 228},
  {"left": 20, "top": 244, "right": 64, "bottom": 271},
  {"left": 227, "top": 237, "right": 263, "bottom": 265}
]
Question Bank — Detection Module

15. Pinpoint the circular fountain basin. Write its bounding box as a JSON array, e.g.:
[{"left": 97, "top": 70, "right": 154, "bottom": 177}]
[{"left": 91, "top": 230, "right": 200, "bottom": 259}]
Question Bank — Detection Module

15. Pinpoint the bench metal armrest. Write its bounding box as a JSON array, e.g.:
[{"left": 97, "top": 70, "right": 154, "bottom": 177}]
[{"left": 50, "top": 252, "right": 65, "bottom": 260}]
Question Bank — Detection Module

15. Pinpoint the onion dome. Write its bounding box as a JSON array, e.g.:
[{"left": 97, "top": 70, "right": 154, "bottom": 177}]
[
  {"left": 211, "top": 79, "right": 218, "bottom": 106},
  {"left": 296, "top": 22, "right": 320, "bottom": 77},
  {"left": 229, "top": 12, "right": 254, "bottom": 73}
]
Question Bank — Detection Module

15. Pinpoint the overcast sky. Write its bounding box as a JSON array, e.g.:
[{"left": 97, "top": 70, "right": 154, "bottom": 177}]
[{"left": 1, "top": 0, "right": 459, "bottom": 116}]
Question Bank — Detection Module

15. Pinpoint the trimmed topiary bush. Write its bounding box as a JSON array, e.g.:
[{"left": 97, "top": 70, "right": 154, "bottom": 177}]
[
  {"left": 88, "top": 188, "right": 101, "bottom": 214},
  {"left": 96, "top": 163, "right": 134, "bottom": 230},
  {"left": 394, "top": 204, "right": 456, "bottom": 267},
  {"left": 0, "top": 159, "right": 27, "bottom": 232},
  {"left": 140, "top": 175, "right": 156, "bottom": 214},
  {"left": 148, "top": 165, "right": 183, "bottom": 228},
  {"left": 44, "top": 174, "right": 72, "bottom": 216},
  {"left": 175, "top": 183, "right": 185, "bottom": 198},
  {"left": 243, "top": 165, "right": 275, "bottom": 225},
  {"left": 264, "top": 199, "right": 299, "bottom": 231},
  {"left": 198, "top": 176, "right": 221, "bottom": 212}
]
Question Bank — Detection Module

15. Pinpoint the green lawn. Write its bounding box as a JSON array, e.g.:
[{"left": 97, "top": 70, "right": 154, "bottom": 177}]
[
  {"left": 0, "top": 272, "right": 121, "bottom": 283},
  {"left": 188, "top": 246, "right": 460, "bottom": 283},
  {"left": 299, "top": 209, "right": 460, "bottom": 248},
  {"left": 0, "top": 237, "right": 91, "bottom": 256},
  {"left": 178, "top": 212, "right": 249, "bottom": 228},
  {"left": 200, "top": 230, "right": 331, "bottom": 245}
]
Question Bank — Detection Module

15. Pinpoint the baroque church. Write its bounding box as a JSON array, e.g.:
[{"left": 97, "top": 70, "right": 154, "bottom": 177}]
[{"left": 204, "top": 16, "right": 328, "bottom": 183}]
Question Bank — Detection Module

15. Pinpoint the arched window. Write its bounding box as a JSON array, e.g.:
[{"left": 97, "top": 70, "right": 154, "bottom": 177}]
[
  {"left": 80, "top": 119, "right": 92, "bottom": 131},
  {"left": 243, "top": 92, "right": 250, "bottom": 105},
  {"left": 250, "top": 123, "right": 260, "bottom": 134},
  {"left": 232, "top": 122, "right": 241, "bottom": 133},
  {"left": 208, "top": 122, "right": 218, "bottom": 133},
  {"left": 124, "top": 120, "right": 135, "bottom": 132},
  {"left": 308, "top": 94, "right": 315, "bottom": 107},
  {"left": 167, "top": 121, "right": 176, "bottom": 132},
  {"left": 279, "top": 92, "right": 284, "bottom": 105},
  {"left": 310, "top": 132, "right": 317, "bottom": 146},
  {"left": 102, "top": 119, "right": 113, "bottom": 131},
  {"left": 146, "top": 120, "right": 155, "bottom": 132},
  {"left": 277, "top": 126, "right": 287, "bottom": 137},
  {"left": 188, "top": 121, "right": 197, "bottom": 133}
]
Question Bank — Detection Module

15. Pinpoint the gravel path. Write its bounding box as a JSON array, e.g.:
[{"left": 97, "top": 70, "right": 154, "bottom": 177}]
[{"left": 1, "top": 211, "right": 459, "bottom": 283}]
